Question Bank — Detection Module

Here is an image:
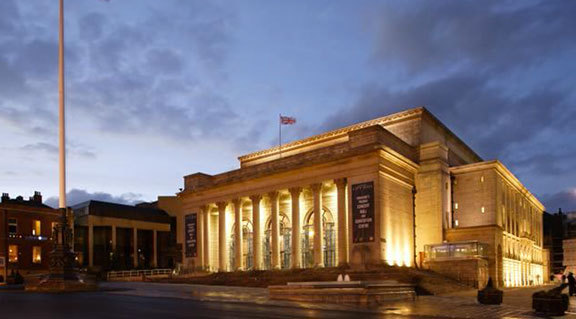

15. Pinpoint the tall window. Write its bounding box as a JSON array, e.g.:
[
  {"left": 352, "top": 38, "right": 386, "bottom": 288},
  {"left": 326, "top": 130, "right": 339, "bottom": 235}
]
[
  {"left": 32, "top": 220, "right": 41, "bottom": 236},
  {"left": 33, "top": 246, "right": 42, "bottom": 264},
  {"left": 8, "top": 245, "right": 18, "bottom": 263},
  {"left": 8, "top": 218, "right": 17, "bottom": 235}
]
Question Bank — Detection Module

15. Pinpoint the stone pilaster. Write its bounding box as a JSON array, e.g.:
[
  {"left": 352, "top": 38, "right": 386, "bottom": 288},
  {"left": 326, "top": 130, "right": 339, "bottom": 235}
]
[
  {"left": 335, "top": 178, "right": 348, "bottom": 266},
  {"left": 232, "top": 198, "right": 243, "bottom": 270},
  {"left": 133, "top": 227, "right": 138, "bottom": 268},
  {"left": 311, "top": 183, "right": 324, "bottom": 268},
  {"left": 88, "top": 223, "right": 94, "bottom": 268},
  {"left": 289, "top": 187, "right": 302, "bottom": 269},
  {"left": 250, "top": 195, "right": 263, "bottom": 270},
  {"left": 217, "top": 201, "right": 228, "bottom": 272},
  {"left": 269, "top": 191, "right": 280, "bottom": 269},
  {"left": 152, "top": 230, "right": 158, "bottom": 268}
]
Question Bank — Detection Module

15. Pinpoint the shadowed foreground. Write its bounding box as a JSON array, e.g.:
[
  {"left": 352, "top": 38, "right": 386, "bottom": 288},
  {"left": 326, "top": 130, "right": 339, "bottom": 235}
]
[{"left": 0, "top": 291, "right": 443, "bottom": 319}]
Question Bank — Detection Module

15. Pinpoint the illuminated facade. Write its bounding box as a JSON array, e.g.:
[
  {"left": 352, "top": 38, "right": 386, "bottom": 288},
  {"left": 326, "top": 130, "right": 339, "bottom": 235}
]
[
  {"left": 176, "top": 107, "right": 545, "bottom": 288},
  {"left": 0, "top": 192, "right": 60, "bottom": 283}
]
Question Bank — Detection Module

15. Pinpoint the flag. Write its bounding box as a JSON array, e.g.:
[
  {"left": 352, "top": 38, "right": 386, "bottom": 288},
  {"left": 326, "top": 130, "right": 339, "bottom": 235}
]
[{"left": 280, "top": 115, "right": 296, "bottom": 125}]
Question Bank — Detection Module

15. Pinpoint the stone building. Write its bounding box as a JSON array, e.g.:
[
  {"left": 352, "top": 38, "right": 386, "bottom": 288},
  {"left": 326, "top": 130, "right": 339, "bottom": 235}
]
[
  {"left": 0, "top": 192, "right": 60, "bottom": 282},
  {"left": 176, "top": 107, "right": 545, "bottom": 288},
  {"left": 72, "top": 200, "right": 173, "bottom": 270}
]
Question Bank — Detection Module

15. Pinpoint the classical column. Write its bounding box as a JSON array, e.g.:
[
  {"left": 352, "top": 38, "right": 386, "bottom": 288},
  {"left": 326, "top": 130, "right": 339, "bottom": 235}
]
[
  {"left": 335, "top": 178, "right": 348, "bottom": 266},
  {"left": 111, "top": 225, "right": 117, "bottom": 252},
  {"left": 133, "top": 228, "right": 138, "bottom": 268},
  {"left": 217, "top": 201, "right": 228, "bottom": 272},
  {"left": 232, "top": 198, "right": 243, "bottom": 270},
  {"left": 311, "top": 183, "right": 324, "bottom": 267},
  {"left": 152, "top": 230, "right": 158, "bottom": 268},
  {"left": 197, "top": 209, "right": 204, "bottom": 268},
  {"left": 202, "top": 205, "right": 211, "bottom": 271},
  {"left": 289, "top": 187, "right": 302, "bottom": 269},
  {"left": 250, "top": 195, "right": 263, "bottom": 270},
  {"left": 88, "top": 223, "right": 94, "bottom": 268},
  {"left": 269, "top": 191, "right": 280, "bottom": 269}
]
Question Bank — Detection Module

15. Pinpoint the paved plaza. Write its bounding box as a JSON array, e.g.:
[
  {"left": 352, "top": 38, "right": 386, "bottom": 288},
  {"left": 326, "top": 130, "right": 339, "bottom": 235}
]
[{"left": 2, "top": 282, "right": 576, "bottom": 318}]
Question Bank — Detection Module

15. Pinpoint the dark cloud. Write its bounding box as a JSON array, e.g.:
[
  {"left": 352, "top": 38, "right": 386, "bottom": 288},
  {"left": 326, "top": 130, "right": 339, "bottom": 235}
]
[
  {"left": 372, "top": 0, "right": 576, "bottom": 74},
  {"left": 44, "top": 188, "right": 144, "bottom": 208},
  {"left": 541, "top": 189, "right": 576, "bottom": 212}
]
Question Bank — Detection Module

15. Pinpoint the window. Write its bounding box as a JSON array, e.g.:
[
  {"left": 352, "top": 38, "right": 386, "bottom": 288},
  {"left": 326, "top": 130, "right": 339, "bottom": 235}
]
[
  {"left": 51, "top": 222, "right": 57, "bottom": 237},
  {"left": 8, "top": 218, "right": 17, "bottom": 235},
  {"left": 8, "top": 245, "right": 18, "bottom": 263},
  {"left": 33, "top": 246, "right": 42, "bottom": 264},
  {"left": 32, "top": 220, "right": 41, "bottom": 236},
  {"left": 454, "top": 203, "right": 459, "bottom": 210},
  {"left": 481, "top": 206, "right": 485, "bottom": 213}
]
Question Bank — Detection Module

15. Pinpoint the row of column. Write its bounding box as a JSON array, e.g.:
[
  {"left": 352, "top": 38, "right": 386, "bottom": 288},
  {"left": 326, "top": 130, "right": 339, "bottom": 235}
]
[
  {"left": 87, "top": 225, "right": 158, "bottom": 268},
  {"left": 198, "top": 178, "right": 348, "bottom": 272}
]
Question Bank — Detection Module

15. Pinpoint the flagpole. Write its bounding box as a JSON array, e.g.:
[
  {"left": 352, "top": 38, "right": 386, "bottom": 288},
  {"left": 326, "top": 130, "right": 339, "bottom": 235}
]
[
  {"left": 279, "top": 114, "right": 282, "bottom": 159},
  {"left": 58, "top": 0, "right": 67, "bottom": 209}
]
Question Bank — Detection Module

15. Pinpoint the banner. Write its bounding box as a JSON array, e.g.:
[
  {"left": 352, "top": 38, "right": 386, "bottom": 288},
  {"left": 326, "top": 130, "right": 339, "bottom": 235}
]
[
  {"left": 352, "top": 181, "right": 375, "bottom": 243},
  {"left": 185, "top": 213, "right": 198, "bottom": 257}
]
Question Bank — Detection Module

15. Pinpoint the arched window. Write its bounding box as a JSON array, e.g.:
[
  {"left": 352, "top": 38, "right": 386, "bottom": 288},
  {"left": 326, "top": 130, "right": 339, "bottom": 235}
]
[
  {"left": 229, "top": 219, "right": 253, "bottom": 270},
  {"left": 302, "top": 207, "right": 336, "bottom": 268},
  {"left": 264, "top": 213, "right": 292, "bottom": 270}
]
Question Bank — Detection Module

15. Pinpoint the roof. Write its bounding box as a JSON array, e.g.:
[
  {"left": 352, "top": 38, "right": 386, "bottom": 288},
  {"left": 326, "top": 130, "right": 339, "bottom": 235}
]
[
  {"left": 0, "top": 198, "right": 54, "bottom": 210},
  {"left": 71, "top": 200, "right": 172, "bottom": 224},
  {"left": 236, "top": 106, "right": 482, "bottom": 166}
]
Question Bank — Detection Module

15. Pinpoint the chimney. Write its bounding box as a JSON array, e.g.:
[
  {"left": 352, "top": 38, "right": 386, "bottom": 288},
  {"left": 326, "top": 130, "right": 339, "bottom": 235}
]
[
  {"left": 33, "top": 191, "right": 42, "bottom": 203},
  {"left": 1, "top": 193, "right": 9, "bottom": 203}
]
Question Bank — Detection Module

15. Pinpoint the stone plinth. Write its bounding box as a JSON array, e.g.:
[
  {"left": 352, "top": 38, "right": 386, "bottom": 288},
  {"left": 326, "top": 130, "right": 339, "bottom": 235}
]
[{"left": 269, "top": 280, "right": 416, "bottom": 306}]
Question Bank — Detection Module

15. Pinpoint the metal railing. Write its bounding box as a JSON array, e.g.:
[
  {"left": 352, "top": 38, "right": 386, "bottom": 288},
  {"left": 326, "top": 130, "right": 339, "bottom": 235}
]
[{"left": 107, "top": 269, "right": 172, "bottom": 280}]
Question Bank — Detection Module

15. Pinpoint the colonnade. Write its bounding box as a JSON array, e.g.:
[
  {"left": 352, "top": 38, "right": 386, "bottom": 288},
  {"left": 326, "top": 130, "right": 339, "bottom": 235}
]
[{"left": 197, "top": 178, "right": 348, "bottom": 271}]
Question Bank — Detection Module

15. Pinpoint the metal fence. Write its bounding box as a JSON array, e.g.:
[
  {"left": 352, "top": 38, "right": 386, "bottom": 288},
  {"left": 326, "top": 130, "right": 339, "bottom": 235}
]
[{"left": 107, "top": 269, "right": 172, "bottom": 280}]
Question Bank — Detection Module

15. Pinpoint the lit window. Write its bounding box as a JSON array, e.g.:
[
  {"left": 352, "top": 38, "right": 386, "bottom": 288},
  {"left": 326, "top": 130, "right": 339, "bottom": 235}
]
[
  {"left": 481, "top": 206, "right": 485, "bottom": 213},
  {"left": 32, "top": 220, "right": 41, "bottom": 236},
  {"left": 8, "top": 218, "right": 17, "bottom": 235},
  {"left": 8, "top": 245, "right": 18, "bottom": 263},
  {"left": 480, "top": 176, "right": 484, "bottom": 183},
  {"left": 454, "top": 203, "right": 459, "bottom": 210},
  {"left": 454, "top": 220, "right": 459, "bottom": 227},
  {"left": 33, "top": 246, "right": 42, "bottom": 264}
]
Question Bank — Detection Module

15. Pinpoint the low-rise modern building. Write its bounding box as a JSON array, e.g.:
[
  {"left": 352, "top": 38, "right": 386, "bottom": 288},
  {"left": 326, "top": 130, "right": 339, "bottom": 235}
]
[
  {"left": 71, "top": 200, "right": 174, "bottom": 271},
  {"left": 0, "top": 192, "right": 60, "bottom": 282},
  {"left": 175, "top": 107, "right": 546, "bottom": 288}
]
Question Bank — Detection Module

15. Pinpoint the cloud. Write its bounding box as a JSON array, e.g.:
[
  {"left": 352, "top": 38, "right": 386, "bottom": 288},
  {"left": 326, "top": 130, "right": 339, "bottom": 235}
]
[
  {"left": 19, "top": 142, "right": 96, "bottom": 159},
  {"left": 44, "top": 188, "right": 144, "bottom": 208},
  {"left": 541, "top": 188, "right": 576, "bottom": 212},
  {"left": 372, "top": 0, "right": 576, "bottom": 75}
]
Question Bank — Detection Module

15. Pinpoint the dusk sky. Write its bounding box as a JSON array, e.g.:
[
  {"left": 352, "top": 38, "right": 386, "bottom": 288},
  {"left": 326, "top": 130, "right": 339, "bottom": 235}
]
[{"left": 1, "top": 0, "right": 575, "bottom": 212}]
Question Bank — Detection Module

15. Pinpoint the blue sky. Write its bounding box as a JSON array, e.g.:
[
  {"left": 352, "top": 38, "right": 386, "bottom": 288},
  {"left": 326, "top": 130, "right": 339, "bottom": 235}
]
[{"left": 1, "top": 0, "right": 575, "bottom": 211}]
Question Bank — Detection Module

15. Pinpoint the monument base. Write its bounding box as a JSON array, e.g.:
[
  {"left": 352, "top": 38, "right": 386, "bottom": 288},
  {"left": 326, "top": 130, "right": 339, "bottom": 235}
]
[{"left": 25, "top": 273, "right": 98, "bottom": 293}]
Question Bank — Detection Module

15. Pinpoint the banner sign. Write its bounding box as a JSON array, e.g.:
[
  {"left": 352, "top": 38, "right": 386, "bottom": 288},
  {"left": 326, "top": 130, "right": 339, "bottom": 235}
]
[
  {"left": 352, "top": 181, "right": 375, "bottom": 243},
  {"left": 185, "top": 213, "right": 198, "bottom": 257}
]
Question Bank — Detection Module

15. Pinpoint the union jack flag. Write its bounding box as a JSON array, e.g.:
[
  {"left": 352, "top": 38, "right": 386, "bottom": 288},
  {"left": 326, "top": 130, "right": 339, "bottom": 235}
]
[{"left": 280, "top": 115, "right": 296, "bottom": 125}]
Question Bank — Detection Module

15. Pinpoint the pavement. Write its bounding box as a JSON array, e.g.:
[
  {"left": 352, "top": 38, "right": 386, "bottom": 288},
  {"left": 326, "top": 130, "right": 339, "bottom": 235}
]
[{"left": 101, "top": 281, "right": 576, "bottom": 319}]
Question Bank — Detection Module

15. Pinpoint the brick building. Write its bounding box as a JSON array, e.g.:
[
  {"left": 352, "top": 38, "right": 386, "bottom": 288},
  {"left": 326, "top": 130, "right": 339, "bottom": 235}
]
[{"left": 0, "top": 192, "right": 60, "bottom": 283}]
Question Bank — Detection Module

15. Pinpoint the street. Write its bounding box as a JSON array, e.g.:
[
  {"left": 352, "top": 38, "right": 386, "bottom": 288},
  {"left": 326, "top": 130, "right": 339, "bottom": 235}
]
[{"left": 0, "top": 291, "right": 442, "bottom": 319}]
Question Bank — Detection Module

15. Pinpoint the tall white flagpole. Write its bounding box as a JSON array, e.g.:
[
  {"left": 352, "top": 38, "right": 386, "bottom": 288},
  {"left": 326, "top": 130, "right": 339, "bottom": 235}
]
[{"left": 58, "top": 0, "right": 67, "bottom": 209}]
